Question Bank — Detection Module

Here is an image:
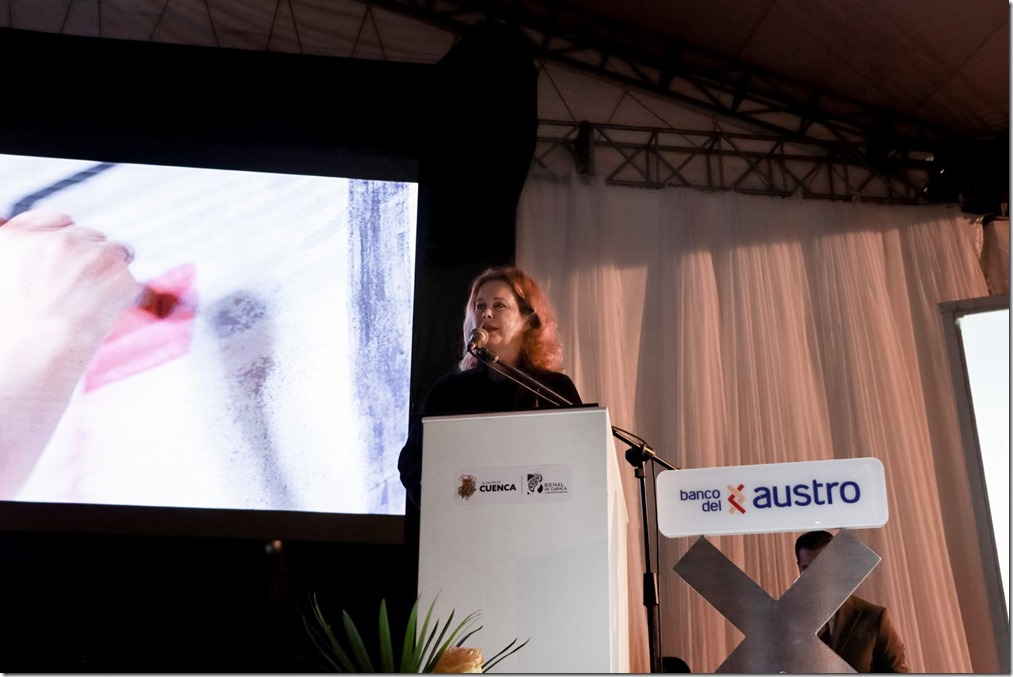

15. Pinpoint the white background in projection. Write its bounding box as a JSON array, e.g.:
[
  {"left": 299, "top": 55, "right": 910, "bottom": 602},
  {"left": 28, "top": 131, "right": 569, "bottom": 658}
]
[{"left": 1, "top": 154, "right": 417, "bottom": 515}]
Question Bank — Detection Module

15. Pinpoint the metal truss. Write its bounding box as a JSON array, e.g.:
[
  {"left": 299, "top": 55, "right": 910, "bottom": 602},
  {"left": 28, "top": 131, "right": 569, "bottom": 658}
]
[
  {"left": 370, "top": 0, "right": 963, "bottom": 154},
  {"left": 536, "top": 120, "right": 936, "bottom": 204}
]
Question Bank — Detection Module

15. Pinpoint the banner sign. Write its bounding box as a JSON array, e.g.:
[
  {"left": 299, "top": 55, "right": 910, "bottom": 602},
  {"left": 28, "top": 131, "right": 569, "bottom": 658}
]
[
  {"left": 452, "top": 463, "right": 572, "bottom": 505},
  {"left": 656, "top": 457, "right": 888, "bottom": 537}
]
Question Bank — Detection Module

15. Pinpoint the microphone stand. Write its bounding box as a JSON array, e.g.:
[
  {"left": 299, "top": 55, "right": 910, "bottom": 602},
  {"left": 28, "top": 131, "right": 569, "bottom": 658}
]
[
  {"left": 615, "top": 428, "right": 676, "bottom": 673},
  {"left": 469, "top": 346, "right": 678, "bottom": 673}
]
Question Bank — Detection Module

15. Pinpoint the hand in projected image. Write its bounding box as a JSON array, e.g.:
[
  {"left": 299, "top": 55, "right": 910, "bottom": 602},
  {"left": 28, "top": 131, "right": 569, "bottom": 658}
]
[
  {"left": 0, "top": 209, "right": 142, "bottom": 337},
  {"left": 0, "top": 209, "right": 143, "bottom": 499}
]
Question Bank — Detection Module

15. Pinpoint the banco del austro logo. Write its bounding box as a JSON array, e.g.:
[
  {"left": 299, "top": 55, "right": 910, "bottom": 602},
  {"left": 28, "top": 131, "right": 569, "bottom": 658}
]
[{"left": 679, "top": 477, "right": 864, "bottom": 514}]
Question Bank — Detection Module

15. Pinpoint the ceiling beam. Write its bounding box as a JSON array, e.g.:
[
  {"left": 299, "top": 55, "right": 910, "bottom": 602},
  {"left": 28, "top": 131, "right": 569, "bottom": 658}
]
[
  {"left": 369, "top": 0, "right": 966, "bottom": 154},
  {"left": 537, "top": 120, "right": 936, "bottom": 204}
]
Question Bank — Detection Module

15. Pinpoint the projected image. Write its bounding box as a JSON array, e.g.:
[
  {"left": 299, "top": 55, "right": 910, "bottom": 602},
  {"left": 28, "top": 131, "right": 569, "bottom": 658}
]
[{"left": 0, "top": 153, "right": 417, "bottom": 516}]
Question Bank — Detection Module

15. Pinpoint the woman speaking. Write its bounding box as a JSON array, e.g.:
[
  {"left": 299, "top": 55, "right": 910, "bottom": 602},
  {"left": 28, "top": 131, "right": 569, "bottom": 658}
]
[{"left": 397, "top": 265, "right": 581, "bottom": 508}]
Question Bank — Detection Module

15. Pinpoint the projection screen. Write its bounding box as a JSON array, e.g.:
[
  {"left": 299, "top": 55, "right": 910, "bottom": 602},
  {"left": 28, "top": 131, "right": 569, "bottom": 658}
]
[{"left": 0, "top": 152, "right": 417, "bottom": 517}]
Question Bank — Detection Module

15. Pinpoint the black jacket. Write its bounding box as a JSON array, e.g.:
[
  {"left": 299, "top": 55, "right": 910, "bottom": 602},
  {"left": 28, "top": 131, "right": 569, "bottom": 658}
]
[{"left": 397, "top": 364, "right": 581, "bottom": 508}]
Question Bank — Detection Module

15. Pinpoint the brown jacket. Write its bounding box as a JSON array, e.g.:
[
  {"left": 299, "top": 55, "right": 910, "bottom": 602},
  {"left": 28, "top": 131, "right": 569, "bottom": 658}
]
[{"left": 827, "top": 595, "right": 909, "bottom": 672}]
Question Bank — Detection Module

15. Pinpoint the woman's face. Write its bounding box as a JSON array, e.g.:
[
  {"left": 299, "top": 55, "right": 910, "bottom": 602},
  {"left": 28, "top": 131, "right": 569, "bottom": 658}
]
[{"left": 474, "top": 279, "right": 529, "bottom": 363}]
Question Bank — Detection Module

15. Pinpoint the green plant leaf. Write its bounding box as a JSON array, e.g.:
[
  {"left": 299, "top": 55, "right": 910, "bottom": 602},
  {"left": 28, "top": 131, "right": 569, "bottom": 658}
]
[
  {"left": 482, "top": 636, "right": 530, "bottom": 672},
  {"left": 378, "top": 599, "right": 395, "bottom": 673},
  {"left": 414, "top": 597, "right": 443, "bottom": 670},
  {"left": 408, "top": 597, "right": 432, "bottom": 670},
  {"left": 423, "top": 610, "right": 481, "bottom": 673},
  {"left": 341, "top": 609, "right": 375, "bottom": 672},
  {"left": 455, "top": 624, "right": 483, "bottom": 647},
  {"left": 306, "top": 593, "right": 356, "bottom": 672},
  {"left": 419, "top": 608, "right": 456, "bottom": 672},
  {"left": 302, "top": 616, "right": 345, "bottom": 672},
  {"left": 398, "top": 597, "right": 421, "bottom": 673}
]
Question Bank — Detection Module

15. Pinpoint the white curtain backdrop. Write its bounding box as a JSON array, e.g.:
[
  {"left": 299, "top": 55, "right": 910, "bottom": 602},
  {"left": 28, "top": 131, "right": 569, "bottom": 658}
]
[{"left": 517, "top": 169, "right": 988, "bottom": 673}]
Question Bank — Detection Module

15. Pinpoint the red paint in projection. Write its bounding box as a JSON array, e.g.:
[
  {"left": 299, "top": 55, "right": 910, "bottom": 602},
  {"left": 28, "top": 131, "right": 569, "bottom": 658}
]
[{"left": 83, "top": 263, "right": 197, "bottom": 392}]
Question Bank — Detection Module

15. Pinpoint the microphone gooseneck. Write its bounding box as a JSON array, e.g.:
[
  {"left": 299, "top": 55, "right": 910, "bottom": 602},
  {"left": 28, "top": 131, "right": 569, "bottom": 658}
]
[
  {"left": 465, "top": 343, "right": 678, "bottom": 470},
  {"left": 467, "top": 341, "right": 573, "bottom": 407}
]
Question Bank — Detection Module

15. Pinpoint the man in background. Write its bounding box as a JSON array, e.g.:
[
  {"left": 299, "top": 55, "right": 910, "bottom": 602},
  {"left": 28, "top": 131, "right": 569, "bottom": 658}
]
[{"left": 795, "top": 530, "right": 910, "bottom": 672}]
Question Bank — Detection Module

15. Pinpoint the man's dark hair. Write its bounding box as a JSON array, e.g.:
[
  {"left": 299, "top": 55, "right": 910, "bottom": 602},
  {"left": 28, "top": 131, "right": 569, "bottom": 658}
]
[{"left": 795, "top": 530, "right": 834, "bottom": 559}]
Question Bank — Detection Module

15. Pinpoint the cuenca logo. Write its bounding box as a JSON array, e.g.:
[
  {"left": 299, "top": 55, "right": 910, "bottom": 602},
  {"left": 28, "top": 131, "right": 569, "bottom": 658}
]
[
  {"left": 679, "top": 478, "right": 864, "bottom": 515},
  {"left": 457, "top": 474, "right": 477, "bottom": 500}
]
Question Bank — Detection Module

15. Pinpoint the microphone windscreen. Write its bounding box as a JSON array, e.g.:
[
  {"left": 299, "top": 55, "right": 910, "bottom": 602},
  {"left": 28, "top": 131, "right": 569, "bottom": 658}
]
[{"left": 470, "top": 327, "right": 489, "bottom": 348}]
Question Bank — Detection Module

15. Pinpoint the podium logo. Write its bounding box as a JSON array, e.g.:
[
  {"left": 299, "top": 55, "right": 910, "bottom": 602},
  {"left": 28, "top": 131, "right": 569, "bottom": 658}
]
[
  {"left": 526, "top": 472, "right": 569, "bottom": 497},
  {"left": 454, "top": 464, "right": 571, "bottom": 504},
  {"left": 728, "top": 483, "right": 747, "bottom": 514},
  {"left": 457, "top": 474, "right": 477, "bottom": 500},
  {"left": 677, "top": 478, "right": 864, "bottom": 515}
]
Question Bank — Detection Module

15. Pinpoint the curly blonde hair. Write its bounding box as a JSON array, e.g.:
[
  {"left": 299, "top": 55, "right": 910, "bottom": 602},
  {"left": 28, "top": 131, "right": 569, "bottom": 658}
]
[{"left": 458, "top": 266, "right": 565, "bottom": 372}]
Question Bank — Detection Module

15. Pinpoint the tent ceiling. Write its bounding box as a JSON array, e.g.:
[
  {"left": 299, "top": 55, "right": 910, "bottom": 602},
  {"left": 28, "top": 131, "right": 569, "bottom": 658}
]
[
  {"left": 1, "top": 0, "right": 1007, "bottom": 207},
  {"left": 2, "top": 0, "right": 1006, "bottom": 142},
  {"left": 549, "top": 0, "right": 1009, "bottom": 142}
]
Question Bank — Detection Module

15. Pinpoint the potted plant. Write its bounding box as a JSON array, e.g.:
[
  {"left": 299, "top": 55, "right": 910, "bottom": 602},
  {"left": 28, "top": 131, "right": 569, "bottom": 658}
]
[{"left": 302, "top": 594, "right": 528, "bottom": 673}]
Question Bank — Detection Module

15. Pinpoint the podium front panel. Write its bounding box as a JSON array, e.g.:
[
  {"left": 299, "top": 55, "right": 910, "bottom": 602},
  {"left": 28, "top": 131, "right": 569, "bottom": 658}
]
[{"left": 418, "top": 406, "right": 629, "bottom": 673}]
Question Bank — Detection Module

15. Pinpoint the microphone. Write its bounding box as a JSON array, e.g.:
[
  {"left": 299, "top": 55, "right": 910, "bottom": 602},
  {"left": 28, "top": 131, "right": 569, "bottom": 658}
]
[
  {"left": 624, "top": 443, "right": 664, "bottom": 467},
  {"left": 467, "top": 327, "right": 489, "bottom": 352},
  {"left": 617, "top": 428, "right": 677, "bottom": 470}
]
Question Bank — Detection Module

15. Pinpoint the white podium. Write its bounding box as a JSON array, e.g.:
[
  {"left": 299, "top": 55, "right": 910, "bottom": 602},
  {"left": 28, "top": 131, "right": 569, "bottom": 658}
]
[{"left": 418, "top": 406, "right": 630, "bottom": 673}]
